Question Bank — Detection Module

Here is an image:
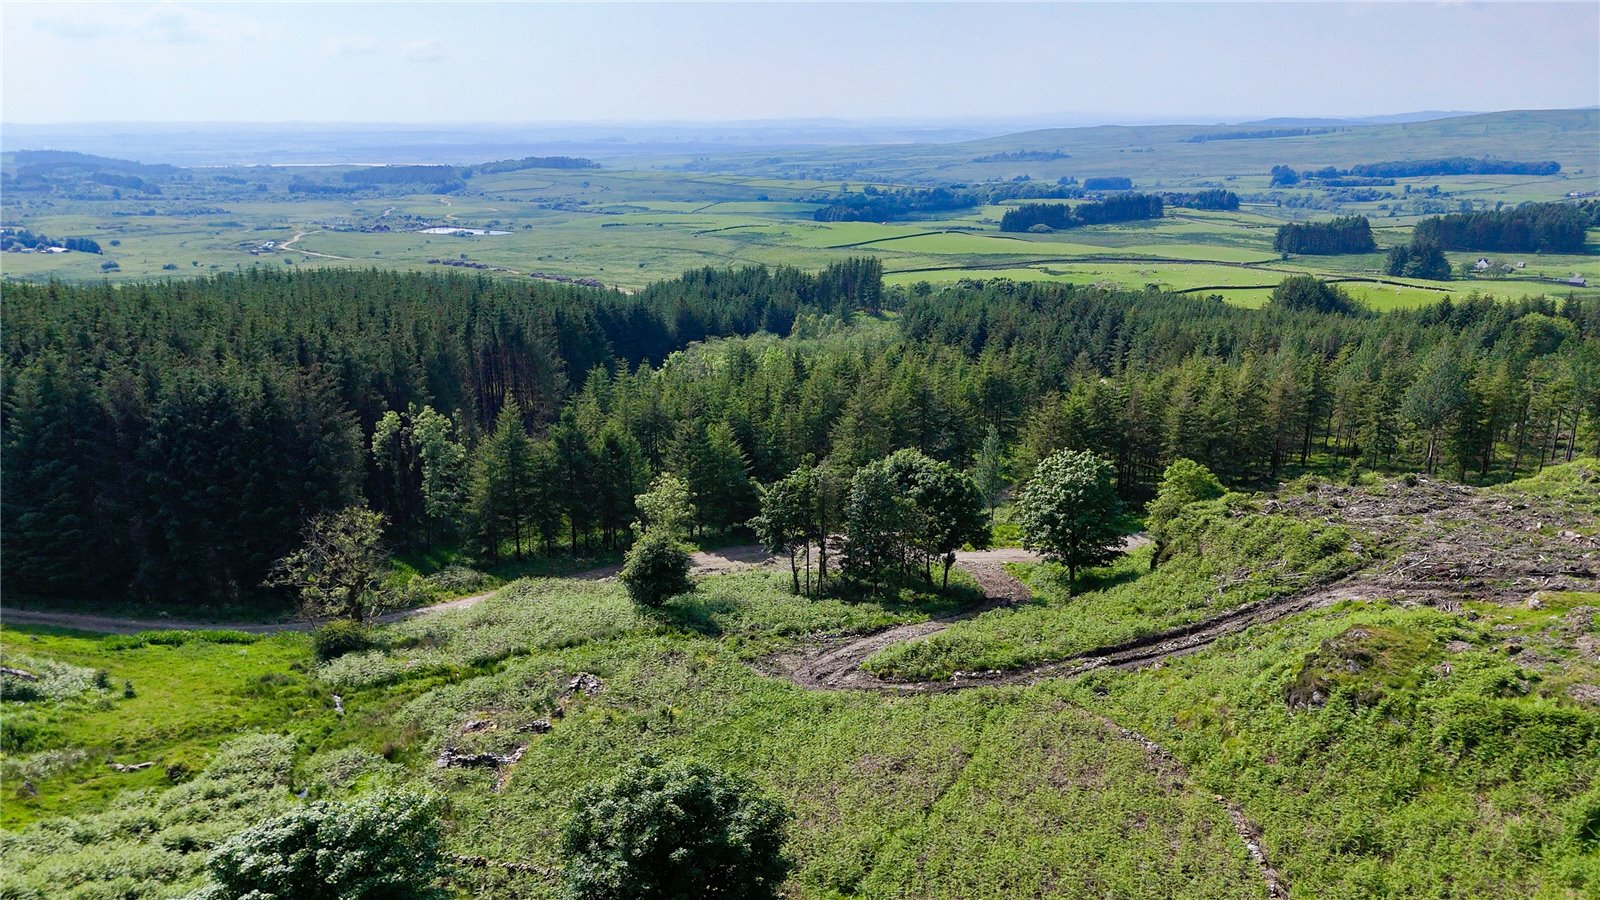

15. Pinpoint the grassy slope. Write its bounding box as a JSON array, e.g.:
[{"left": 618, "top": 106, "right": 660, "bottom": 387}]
[
  {"left": 1056, "top": 594, "right": 1600, "bottom": 898},
  {"left": 1, "top": 571, "right": 1257, "bottom": 899},
  {"left": 3, "top": 463, "right": 1597, "bottom": 898},
  {"left": 864, "top": 493, "right": 1366, "bottom": 680}
]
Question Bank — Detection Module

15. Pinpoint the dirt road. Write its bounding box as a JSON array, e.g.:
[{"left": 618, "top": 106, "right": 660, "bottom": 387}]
[{"left": 0, "top": 545, "right": 780, "bottom": 635}]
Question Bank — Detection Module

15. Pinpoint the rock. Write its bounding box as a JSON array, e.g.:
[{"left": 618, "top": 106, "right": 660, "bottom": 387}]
[
  {"left": 1569, "top": 684, "right": 1600, "bottom": 706},
  {"left": 1566, "top": 607, "right": 1599, "bottom": 635},
  {"left": 0, "top": 666, "right": 39, "bottom": 681},
  {"left": 1526, "top": 596, "right": 1544, "bottom": 610},
  {"left": 567, "top": 673, "right": 605, "bottom": 697},
  {"left": 1444, "top": 640, "right": 1473, "bottom": 654},
  {"left": 436, "top": 745, "right": 526, "bottom": 769},
  {"left": 461, "top": 719, "right": 494, "bottom": 734},
  {"left": 521, "top": 720, "right": 553, "bottom": 734},
  {"left": 108, "top": 761, "right": 156, "bottom": 773}
]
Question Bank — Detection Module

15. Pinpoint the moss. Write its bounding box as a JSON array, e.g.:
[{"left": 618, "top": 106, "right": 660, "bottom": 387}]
[{"left": 1285, "top": 624, "right": 1439, "bottom": 710}]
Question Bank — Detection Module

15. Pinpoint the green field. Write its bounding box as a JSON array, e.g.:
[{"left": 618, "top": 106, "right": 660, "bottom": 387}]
[{"left": 5, "top": 109, "right": 1597, "bottom": 307}]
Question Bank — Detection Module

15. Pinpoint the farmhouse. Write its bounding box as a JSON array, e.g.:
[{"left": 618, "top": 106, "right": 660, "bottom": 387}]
[{"left": 1473, "top": 257, "right": 1492, "bottom": 270}]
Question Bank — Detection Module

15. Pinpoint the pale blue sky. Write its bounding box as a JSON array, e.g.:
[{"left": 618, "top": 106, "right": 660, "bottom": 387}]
[{"left": 3, "top": 1, "right": 1596, "bottom": 124}]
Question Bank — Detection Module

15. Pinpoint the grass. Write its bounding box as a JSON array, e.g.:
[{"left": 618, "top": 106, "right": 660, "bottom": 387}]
[
  {"left": 1055, "top": 596, "right": 1600, "bottom": 898},
  {"left": 7, "top": 112, "right": 1596, "bottom": 308},
  {"left": 0, "top": 627, "right": 330, "bottom": 828},
  {"left": 402, "top": 636, "right": 1257, "bottom": 899},
  {"left": 1, "top": 571, "right": 1260, "bottom": 899},
  {"left": 4, "top": 544, "right": 1597, "bottom": 897},
  {"left": 864, "top": 494, "right": 1366, "bottom": 680},
  {"left": 3, "top": 467, "right": 1597, "bottom": 897}
]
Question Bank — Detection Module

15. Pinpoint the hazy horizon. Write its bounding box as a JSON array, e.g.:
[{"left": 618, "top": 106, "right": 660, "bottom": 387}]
[{"left": 4, "top": 1, "right": 1595, "bottom": 126}]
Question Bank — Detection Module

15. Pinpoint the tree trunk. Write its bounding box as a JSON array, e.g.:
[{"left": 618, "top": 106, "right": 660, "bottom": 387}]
[{"left": 803, "top": 543, "right": 812, "bottom": 597}]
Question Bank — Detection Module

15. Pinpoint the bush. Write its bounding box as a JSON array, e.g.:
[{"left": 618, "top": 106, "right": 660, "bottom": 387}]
[
  {"left": 197, "top": 789, "right": 444, "bottom": 900},
  {"left": 0, "top": 670, "right": 42, "bottom": 702},
  {"left": 425, "top": 565, "right": 494, "bottom": 595},
  {"left": 619, "top": 531, "right": 693, "bottom": 608},
  {"left": 561, "top": 755, "right": 790, "bottom": 900},
  {"left": 311, "top": 620, "right": 373, "bottom": 662},
  {"left": 1146, "top": 458, "right": 1225, "bottom": 567}
]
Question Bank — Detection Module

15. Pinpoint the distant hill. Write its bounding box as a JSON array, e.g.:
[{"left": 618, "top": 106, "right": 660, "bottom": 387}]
[
  {"left": 693, "top": 108, "right": 1600, "bottom": 185},
  {"left": 4, "top": 149, "right": 179, "bottom": 179},
  {"left": 1237, "top": 111, "right": 1480, "bottom": 127}
]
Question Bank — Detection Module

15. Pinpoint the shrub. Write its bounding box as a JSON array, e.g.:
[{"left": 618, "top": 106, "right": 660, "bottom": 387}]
[
  {"left": 1146, "top": 458, "right": 1225, "bottom": 567},
  {"left": 311, "top": 620, "right": 373, "bottom": 662},
  {"left": 561, "top": 755, "right": 790, "bottom": 900},
  {"left": 0, "top": 670, "right": 41, "bottom": 702},
  {"left": 619, "top": 531, "right": 693, "bottom": 608},
  {"left": 425, "top": 565, "right": 494, "bottom": 595},
  {"left": 197, "top": 789, "right": 444, "bottom": 900}
]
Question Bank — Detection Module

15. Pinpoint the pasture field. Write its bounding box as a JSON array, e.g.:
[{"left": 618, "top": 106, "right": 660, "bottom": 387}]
[{"left": 4, "top": 108, "right": 1598, "bottom": 303}]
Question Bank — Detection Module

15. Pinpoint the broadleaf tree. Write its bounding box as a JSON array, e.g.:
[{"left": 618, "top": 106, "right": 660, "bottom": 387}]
[{"left": 1016, "top": 449, "right": 1123, "bottom": 587}]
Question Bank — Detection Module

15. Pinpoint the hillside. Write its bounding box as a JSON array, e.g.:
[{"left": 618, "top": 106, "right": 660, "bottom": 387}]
[
  {"left": 3, "top": 462, "right": 1596, "bottom": 898},
  {"left": 669, "top": 109, "right": 1600, "bottom": 184}
]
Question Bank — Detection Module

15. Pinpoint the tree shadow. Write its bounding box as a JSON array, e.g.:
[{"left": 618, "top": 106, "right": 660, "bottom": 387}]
[
  {"left": 655, "top": 591, "right": 735, "bottom": 637},
  {"left": 826, "top": 578, "right": 985, "bottom": 618},
  {"left": 1035, "top": 561, "right": 1144, "bottom": 597}
]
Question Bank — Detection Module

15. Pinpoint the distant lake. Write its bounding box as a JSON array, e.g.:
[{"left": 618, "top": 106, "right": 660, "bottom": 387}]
[{"left": 418, "top": 227, "right": 510, "bottom": 235}]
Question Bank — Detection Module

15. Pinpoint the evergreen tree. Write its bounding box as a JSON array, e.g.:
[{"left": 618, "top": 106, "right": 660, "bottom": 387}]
[
  {"left": 973, "top": 425, "right": 1008, "bottom": 520},
  {"left": 469, "top": 402, "right": 537, "bottom": 560}
]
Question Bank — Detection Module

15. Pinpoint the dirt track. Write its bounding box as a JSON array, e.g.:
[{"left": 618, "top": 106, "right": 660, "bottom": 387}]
[
  {"left": 0, "top": 545, "right": 780, "bottom": 635},
  {"left": 755, "top": 538, "right": 1288, "bottom": 896}
]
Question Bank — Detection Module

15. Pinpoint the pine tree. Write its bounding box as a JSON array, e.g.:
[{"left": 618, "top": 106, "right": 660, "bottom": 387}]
[
  {"left": 973, "top": 425, "right": 1008, "bottom": 520},
  {"left": 470, "top": 402, "right": 536, "bottom": 561}
]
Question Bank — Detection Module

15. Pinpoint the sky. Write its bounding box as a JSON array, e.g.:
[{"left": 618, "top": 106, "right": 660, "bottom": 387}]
[{"left": 3, "top": 1, "right": 1597, "bottom": 125}]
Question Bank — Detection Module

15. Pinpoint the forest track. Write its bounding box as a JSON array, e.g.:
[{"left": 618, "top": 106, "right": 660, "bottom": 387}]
[
  {"left": 772, "top": 472, "right": 1600, "bottom": 696},
  {"left": 758, "top": 538, "right": 1288, "bottom": 896},
  {"left": 0, "top": 546, "right": 779, "bottom": 635},
  {"left": 0, "top": 591, "right": 497, "bottom": 636}
]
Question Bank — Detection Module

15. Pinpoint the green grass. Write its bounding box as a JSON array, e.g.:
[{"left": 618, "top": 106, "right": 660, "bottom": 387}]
[
  {"left": 1056, "top": 596, "right": 1600, "bottom": 898},
  {"left": 4, "top": 543, "right": 1597, "bottom": 897},
  {"left": 1497, "top": 459, "right": 1600, "bottom": 521},
  {"left": 1, "top": 571, "right": 1262, "bottom": 899},
  {"left": 0, "top": 628, "right": 331, "bottom": 828},
  {"left": 8, "top": 111, "right": 1597, "bottom": 308},
  {"left": 396, "top": 634, "right": 1257, "bottom": 899},
  {"left": 864, "top": 494, "right": 1366, "bottom": 681}
]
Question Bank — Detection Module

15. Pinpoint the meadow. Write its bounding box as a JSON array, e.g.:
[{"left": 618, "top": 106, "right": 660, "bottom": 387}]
[{"left": 5, "top": 109, "right": 1597, "bottom": 309}]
